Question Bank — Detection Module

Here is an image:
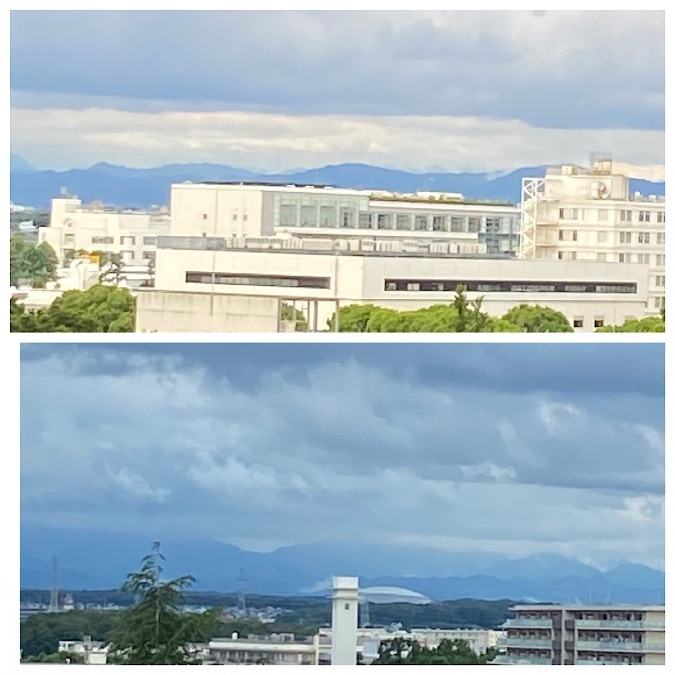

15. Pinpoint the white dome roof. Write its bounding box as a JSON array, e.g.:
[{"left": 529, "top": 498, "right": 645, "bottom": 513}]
[{"left": 360, "top": 586, "right": 432, "bottom": 604}]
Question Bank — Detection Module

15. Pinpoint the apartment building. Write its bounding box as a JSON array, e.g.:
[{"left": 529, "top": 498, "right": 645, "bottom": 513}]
[
  {"left": 495, "top": 604, "right": 665, "bottom": 665},
  {"left": 519, "top": 159, "right": 665, "bottom": 315}
]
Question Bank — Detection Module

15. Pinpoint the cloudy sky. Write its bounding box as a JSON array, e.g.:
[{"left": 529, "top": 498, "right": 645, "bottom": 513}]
[
  {"left": 21, "top": 343, "right": 664, "bottom": 569},
  {"left": 10, "top": 9, "right": 665, "bottom": 172}
]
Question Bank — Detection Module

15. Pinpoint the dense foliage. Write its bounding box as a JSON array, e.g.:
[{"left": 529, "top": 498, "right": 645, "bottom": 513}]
[
  {"left": 373, "top": 637, "right": 498, "bottom": 665},
  {"left": 20, "top": 610, "right": 120, "bottom": 658},
  {"left": 10, "top": 285, "right": 135, "bottom": 332},
  {"left": 327, "top": 287, "right": 573, "bottom": 333},
  {"left": 10, "top": 235, "right": 58, "bottom": 287},
  {"left": 596, "top": 316, "right": 665, "bottom": 332},
  {"left": 109, "top": 543, "right": 221, "bottom": 664}
]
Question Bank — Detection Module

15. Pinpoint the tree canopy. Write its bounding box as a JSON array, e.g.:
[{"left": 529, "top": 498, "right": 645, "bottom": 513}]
[
  {"left": 10, "top": 235, "right": 58, "bottom": 287},
  {"left": 327, "top": 287, "right": 573, "bottom": 333},
  {"left": 109, "top": 542, "right": 221, "bottom": 665},
  {"left": 372, "top": 637, "right": 497, "bottom": 665},
  {"left": 10, "top": 284, "right": 135, "bottom": 332},
  {"left": 596, "top": 316, "right": 665, "bottom": 332}
]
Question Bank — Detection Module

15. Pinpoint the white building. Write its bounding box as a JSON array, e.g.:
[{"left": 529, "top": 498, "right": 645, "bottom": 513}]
[
  {"left": 38, "top": 196, "right": 171, "bottom": 282},
  {"left": 520, "top": 159, "right": 665, "bottom": 315},
  {"left": 170, "top": 181, "right": 520, "bottom": 255},
  {"left": 135, "top": 236, "right": 650, "bottom": 333}
]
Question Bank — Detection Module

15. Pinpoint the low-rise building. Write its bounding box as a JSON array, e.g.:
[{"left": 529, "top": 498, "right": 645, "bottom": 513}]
[{"left": 135, "top": 236, "right": 650, "bottom": 333}]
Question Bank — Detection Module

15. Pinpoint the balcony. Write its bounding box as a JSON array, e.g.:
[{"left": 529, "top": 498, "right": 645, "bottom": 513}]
[
  {"left": 576, "top": 640, "right": 665, "bottom": 653},
  {"left": 503, "top": 618, "right": 553, "bottom": 629},
  {"left": 576, "top": 619, "right": 665, "bottom": 631},
  {"left": 493, "top": 654, "right": 552, "bottom": 665},
  {"left": 500, "top": 638, "right": 552, "bottom": 649},
  {"left": 576, "top": 658, "right": 635, "bottom": 665}
]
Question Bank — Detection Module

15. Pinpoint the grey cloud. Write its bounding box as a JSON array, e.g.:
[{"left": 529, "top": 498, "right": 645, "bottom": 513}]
[{"left": 10, "top": 10, "right": 664, "bottom": 130}]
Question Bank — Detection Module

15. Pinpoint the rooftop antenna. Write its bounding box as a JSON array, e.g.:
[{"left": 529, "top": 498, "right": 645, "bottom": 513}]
[
  {"left": 48, "top": 556, "right": 59, "bottom": 612},
  {"left": 237, "top": 567, "right": 248, "bottom": 613}
]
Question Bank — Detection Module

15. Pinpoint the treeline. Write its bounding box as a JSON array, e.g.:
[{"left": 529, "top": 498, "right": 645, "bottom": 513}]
[
  {"left": 10, "top": 235, "right": 58, "bottom": 287},
  {"left": 327, "top": 288, "right": 666, "bottom": 333}
]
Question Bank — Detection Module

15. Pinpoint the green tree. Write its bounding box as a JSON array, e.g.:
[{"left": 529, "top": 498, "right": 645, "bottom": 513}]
[
  {"left": 373, "top": 638, "right": 494, "bottom": 665},
  {"left": 280, "top": 302, "right": 309, "bottom": 331},
  {"left": 596, "top": 316, "right": 665, "bottom": 332},
  {"left": 500, "top": 304, "right": 573, "bottom": 332},
  {"left": 11, "top": 285, "right": 135, "bottom": 333},
  {"left": 9, "top": 235, "right": 58, "bottom": 287},
  {"left": 109, "top": 542, "right": 220, "bottom": 665}
]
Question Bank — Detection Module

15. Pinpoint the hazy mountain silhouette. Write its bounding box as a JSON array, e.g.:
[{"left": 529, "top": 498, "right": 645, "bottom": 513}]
[
  {"left": 20, "top": 528, "right": 663, "bottom": 604},
  {"left": 10, "top": 158, "right": 665, "bottom": 209}
]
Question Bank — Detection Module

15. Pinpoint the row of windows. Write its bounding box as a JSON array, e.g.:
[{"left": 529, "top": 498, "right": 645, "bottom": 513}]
[
  {"left": 383, "top": 279, "right": 637, "bottom": 294},
  {"left": 559, "top": 209, "right": 665, "bottom": 223},
  {"left": 558, "top": 230, "right": 665, "bottom": 245},
  {"left": 185, "top": 272, "right": 331, "bottom": 289},
  {"left": 278, "top": 206, "right": 516, "bottom": 234},
  {"left": 555, "top": 252, "right": 665, "bottom": 265},
  {"left": 89, "top": 236, "right": 157, "bottom": 246},
  {"left": 620, "top": 210, "right": 665, "bottom": 223}
]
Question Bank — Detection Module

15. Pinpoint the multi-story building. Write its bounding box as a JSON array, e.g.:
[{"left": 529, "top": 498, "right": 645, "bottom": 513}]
[
  {"left": 495, "top": 604, "right": 665, "bottom": 665},
  {"left": 136, "top": 234, "right": 650, "bottom": 333},
  {"left": 519, "top": 159, "right": 665, "bottom": 315},
  {"left": 38, "top": 196, "right": 171, "bottom": 281},
  {"left": 169, "top": 181, "right": 521, "bottom": 255}
]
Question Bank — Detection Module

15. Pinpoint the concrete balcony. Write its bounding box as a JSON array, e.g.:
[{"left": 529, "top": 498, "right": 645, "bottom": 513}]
[
  {"left": 502, "top": 618, "right": 553, "bottom": 629},
  {"left": 500, "top": 638, "right": 552, "bottom": 649},
  {"left": 576, "top": 658, "right": 634, "bottom": 665},
  {"left": 576, "top": 619, "right": 665, "bottom": 631},
  {"left": 493, "top": 654, "right": 552, "bottom": 665},
  {"left": 576, "top": 640, "right": 665, "bottom": 653}
]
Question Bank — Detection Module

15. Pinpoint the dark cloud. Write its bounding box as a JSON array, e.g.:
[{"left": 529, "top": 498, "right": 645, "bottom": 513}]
[{"left": 10, "top": 10, "right": 664, "bottom": 130}]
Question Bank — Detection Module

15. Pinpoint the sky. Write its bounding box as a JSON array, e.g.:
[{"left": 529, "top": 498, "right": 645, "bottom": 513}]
[
  {"left": 9, "top": 9, "right": 665, "bottom": 172},
  {"left": 20, "top": 342, "right": 665, "bottom": 569}
]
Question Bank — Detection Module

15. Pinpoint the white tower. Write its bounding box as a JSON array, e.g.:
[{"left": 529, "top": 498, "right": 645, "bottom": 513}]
[{"left": 331, "top": 576, "right": 359, "bottom": 665}]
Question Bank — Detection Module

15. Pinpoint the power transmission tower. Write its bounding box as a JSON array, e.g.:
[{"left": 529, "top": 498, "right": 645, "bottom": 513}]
[
  {"left": 237, "top": 567, "right": 248, "bottom": 614},
  {"left": 48, "top": 556, "right": 60, "bottom": 612}
]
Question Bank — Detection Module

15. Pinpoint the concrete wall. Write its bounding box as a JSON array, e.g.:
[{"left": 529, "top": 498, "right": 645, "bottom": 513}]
[{"left": 135, "top": 290, "right": 280, "bottom": 333}]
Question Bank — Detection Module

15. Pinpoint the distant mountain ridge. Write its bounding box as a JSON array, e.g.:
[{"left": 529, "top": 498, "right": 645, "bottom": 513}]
[
  {"left": 9, "top": 156, "right": 665, "bottom": 210},
  {"left": 20, "top": 528, "right": 664, "bottom": 604}
]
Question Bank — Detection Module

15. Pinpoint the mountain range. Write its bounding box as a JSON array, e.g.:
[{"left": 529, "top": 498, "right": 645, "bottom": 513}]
[
  {"left": 20, "top": 528, "right": 664, "bottom": 604},
  {"left": 10, "top": 154, "right": 665, "bottom": 210}
]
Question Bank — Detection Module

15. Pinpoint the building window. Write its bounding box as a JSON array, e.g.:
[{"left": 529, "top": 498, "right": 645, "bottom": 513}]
[
  {"left": 573, "top": 317, "right": 584, "bottom": 328},
  {"left": 619, "top": 231, "right": 631, "bottom": 244},
  {"left": 656, "top": 211, "right": 665, "bottom": 223},
  {"left": 383, "top": 279, "right": 637, "bottom": 294},
  {"left": 618, "top": 253, "right": 630, "bottom": 263},
  {"left": 559, "top": 208, "right": 578, "bottom": 220},
  {"left": 432, "top": 215, "right": 446, "bottom": 231},
  {"left": 243, "top": 214, "right": 248, "bottom": 221},
  {"left": 64, "top": 233, "right": 75, "bottom": 243},
  {"left": 655, "top": 296, "right": 665, "bottom": 309},
  {"left": 450, "top": 216, "right": 465, "bottom": 232},
  {"left": 638, "top": 232, "right": 650, "bottom": 244},
  {"left": 358, "top": 213, "right": 372, "bottom": 229},
  {"left": 143, "top": 236, "right": 157, "bottom": 246},
  {"left": 620, "top": 210, "right": 632, "bottom": 222},
  {"left": 597, "top": 209, "right": 608, "bottom": 221},
  {"left": 396, "top": 214, "right": 412, "bottom": 230},
  {"left": 143, "top": 251, "right": 156, "bottom": 261},
  {"left": 656, "top": 232, "right": 665, "bottom": 245},
  {"left": 655, "top": 254, "right": 665, "bottom": 266},
  {"left": 279, "top": 204, "right": 297, "bottom": 226},
  {"left": 186, "top": 271, "right": 331, "bottom": 289},
  {"left": 414, "top": 215, "right": 429, "bottom": 231},
  {"left": 654, "top": 275, "right": 665, "bottom": 288},
  {"left": 202, "top": 213, "right": 207, "bottom": 220},
  {"left": 340, "top": 209, "right": 353, "bottom": 228},
  {"left": 637, "top": 253, "right": 649, "bottom": 264},
  {"left": 377, "top": 214, "right": 393, "bottom": 230},
  {"left": 467, "top": 217, "right": 480, "bottom": 233},
  {"left": 638, "top": 210, "right": 651, "bottom": 223},
  {"left": 345, "top": 603, "right": 350, "bottom": 610},
  {"left": 233, "top": 214, "right": 238, "bottom": 221},
  {"left": 597, "top": 231, "right": 607, "bottom": 243},
  {"left": 594, "top": 317, "right": 605, "bottom": 328},
  {"left": 91, "top": 236, "right": 114, "bottom": 244}
]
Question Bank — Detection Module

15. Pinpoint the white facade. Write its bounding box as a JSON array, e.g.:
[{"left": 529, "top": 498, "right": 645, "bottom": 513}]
[
  {"left": 136, "top": 236, "right": 650, "bottom": 333},
  {"left": 39, "top": 197, "right": 170, "bottom": 270},
  {"left": 170, "top": 181, "right": 520, "bottom": 255},
  {"left": 331, "top": 576, "right": 359, "bottom": 665},
  {"left": 520, "top": 160, "right": 665, "bottom": 315}
]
